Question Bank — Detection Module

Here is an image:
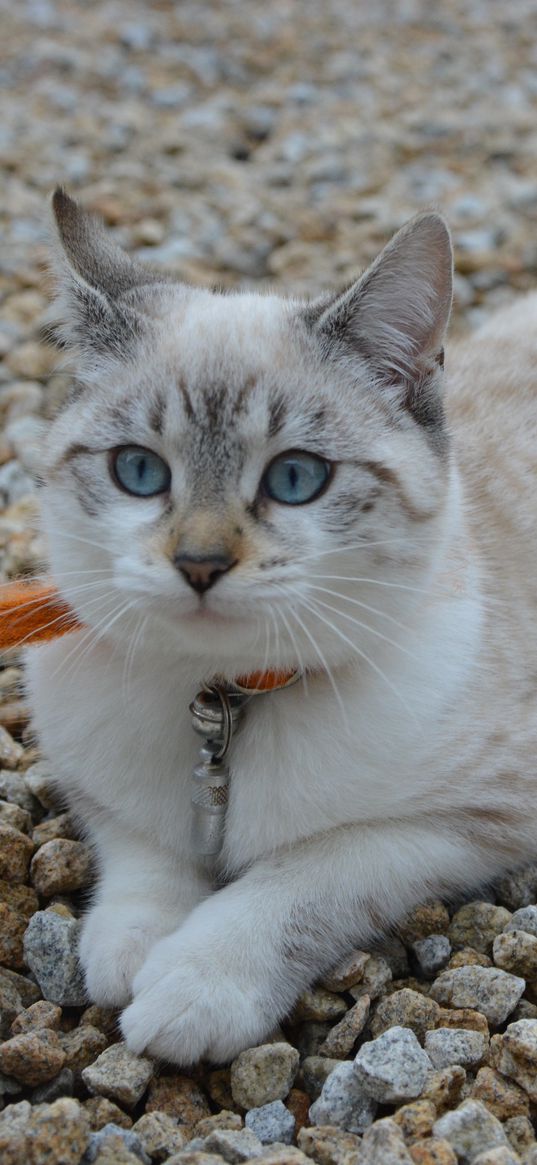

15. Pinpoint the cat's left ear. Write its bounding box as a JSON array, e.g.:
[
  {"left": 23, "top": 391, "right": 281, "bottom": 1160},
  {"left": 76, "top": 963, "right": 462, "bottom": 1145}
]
[
  {"left": 48, "top": 188, "right": 172, "bottom": 357},
  {"left": 304, "top": 212, "right": 453, "bottom": 390}
]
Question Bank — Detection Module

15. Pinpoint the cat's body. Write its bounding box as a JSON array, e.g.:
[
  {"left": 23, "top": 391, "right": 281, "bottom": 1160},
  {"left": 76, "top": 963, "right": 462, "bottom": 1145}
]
[{"left": 25, "top": 191, "right": 537, "bottom": 1063}]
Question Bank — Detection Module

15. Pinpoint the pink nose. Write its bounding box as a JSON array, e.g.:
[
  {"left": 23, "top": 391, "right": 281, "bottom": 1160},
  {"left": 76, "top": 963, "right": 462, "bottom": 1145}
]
[{"left": 174, "top": 553, "right": 237, "bottom": 594}]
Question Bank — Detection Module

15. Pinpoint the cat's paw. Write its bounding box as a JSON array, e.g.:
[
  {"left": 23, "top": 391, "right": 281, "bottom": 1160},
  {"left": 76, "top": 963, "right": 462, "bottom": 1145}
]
[
  {"left": 79, "top": 900, "right": 180, "bottom": 1008},
  {"left": 120, "top": 933, "right": 276, "bottom": 1063}
]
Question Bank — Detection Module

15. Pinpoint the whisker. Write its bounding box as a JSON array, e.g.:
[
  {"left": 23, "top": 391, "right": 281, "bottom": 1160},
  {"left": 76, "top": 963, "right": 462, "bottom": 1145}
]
[
  {"left": 306, "top": 584, "right": 413, "bottom": 633},
  {"left": 307, "top": 595, "right": 420, "bottom": 662},
  {"left": 299, "top": 595, "right": 420, "bottom": 727},
  {"left": 272, "top": 583, "right": 348, "bottom": 729}
]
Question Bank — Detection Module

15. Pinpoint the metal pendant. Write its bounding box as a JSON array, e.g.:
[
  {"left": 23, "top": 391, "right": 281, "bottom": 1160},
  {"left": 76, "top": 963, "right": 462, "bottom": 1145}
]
[{"left": 189, "top": 686, "right": 245, "bottom": 860}]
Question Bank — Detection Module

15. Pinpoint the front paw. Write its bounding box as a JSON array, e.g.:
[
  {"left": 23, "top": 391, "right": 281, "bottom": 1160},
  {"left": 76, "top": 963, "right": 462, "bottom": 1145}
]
[
  {"left": 120, "top": 934, "right": 276, "bottom": 1064},
  {"left": 79, "top": 900, "right": 180, "bottom": 1008}
]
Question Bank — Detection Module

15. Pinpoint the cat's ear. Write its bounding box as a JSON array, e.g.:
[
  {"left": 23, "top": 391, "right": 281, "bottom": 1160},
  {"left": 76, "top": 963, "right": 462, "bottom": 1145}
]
[
  {"left": 48, "top": 187, "right": 169, "bottom": 357},
  {"left": 305, "top": 213, "right": 453, "bottom": 389}
]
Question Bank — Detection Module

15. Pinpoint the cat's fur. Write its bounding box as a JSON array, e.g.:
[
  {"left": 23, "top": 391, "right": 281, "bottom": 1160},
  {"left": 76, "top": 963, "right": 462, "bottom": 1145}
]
[{"left": 25, "top": 189, "right": 537, "bottom": 1064}]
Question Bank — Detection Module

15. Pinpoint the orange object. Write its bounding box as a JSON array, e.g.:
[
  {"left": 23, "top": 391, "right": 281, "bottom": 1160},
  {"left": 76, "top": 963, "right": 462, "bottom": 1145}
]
[{"left": 0, "top": 582, "right": 82, "bottom": 651}]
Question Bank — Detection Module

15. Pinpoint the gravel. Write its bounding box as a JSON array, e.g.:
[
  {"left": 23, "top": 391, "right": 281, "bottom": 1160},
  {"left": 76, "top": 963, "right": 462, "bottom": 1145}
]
[
  {"left": 245, "top": 1101, "right": 295, "bottom": 1145},
  {"left": 3, "top": 1, "right": 537, "bottom": 1162},
  {"left": 308, "top": 1061, "right": 377, "bottom": 1134},
  {"left": 353, "top": 1026, "right": 433, "bottom": 1105}
]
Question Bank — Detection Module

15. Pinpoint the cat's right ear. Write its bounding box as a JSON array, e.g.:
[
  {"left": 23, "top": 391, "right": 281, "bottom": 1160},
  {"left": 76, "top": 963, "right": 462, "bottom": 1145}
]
[{"left": 48, "top": 188, "right": 169, "bottom": 358}]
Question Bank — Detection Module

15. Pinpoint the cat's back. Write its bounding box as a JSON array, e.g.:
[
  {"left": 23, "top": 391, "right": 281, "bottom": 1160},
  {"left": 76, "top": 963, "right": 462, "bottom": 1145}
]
[{"left": 447, "top": 292, "right": 537, "bottom": 607}]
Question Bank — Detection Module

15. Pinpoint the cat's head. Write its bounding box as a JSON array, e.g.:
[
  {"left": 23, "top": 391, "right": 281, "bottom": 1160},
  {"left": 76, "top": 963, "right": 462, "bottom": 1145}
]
[{"left": 41, "top": 189, "right": 453, "bottom": 678}]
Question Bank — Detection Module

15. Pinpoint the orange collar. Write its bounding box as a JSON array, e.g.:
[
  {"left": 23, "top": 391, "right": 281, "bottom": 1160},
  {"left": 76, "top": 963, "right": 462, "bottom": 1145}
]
[{"left": 0, "top": 581, "right": 300, "bottom": 692}]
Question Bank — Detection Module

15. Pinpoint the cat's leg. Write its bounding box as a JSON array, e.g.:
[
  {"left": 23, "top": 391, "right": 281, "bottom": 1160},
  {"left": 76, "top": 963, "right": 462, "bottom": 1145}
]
[
  {"left": 120, "top": 818, "right": 497, "bottom": 1063},
  {"left": 80, "top": 821, "right": 211, "bottom": 1007}
]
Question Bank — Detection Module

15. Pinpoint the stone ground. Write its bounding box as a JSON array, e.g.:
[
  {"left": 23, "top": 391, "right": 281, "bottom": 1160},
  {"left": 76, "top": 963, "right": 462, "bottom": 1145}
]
[{"left": 2, "top": 0, "right": 537, "bottom": 1161}]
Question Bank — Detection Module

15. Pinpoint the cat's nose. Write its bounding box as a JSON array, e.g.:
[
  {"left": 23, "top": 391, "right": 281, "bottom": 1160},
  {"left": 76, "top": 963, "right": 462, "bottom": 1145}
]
[{"left": 174, "top": 553, "right": 237, "bottom": 594}]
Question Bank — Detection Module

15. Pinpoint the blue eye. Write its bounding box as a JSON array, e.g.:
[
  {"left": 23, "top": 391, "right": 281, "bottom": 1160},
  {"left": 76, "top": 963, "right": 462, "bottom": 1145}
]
[
  {"left": 112, "top": 446, "right": 171, "bottom": 497},
  {"left": 263, "top": 450, "right": 331, "bottom": 505}
]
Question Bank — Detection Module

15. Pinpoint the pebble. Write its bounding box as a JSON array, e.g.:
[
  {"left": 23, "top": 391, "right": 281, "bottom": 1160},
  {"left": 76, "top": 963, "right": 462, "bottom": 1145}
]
[
  {"left": 0, "top": 769, "right": 36, "bottom": 813},
  {"left": 0, "top": 727, "right": 24, "bottom": 770},
  {"left": 230, "top": 1042, "right": 299, "bottom": 1109},
  {"left": 26, "top": 1097, "right": 90, "bottom": 1164},
  {"left": 399, "top": 902, "right": 451, "bottom": 944},
  {"left": 430, "top": 966, "right": 525, "bottom": 1025},
  {"left": 23, "top": 763, "right": 58, "bottom": 810},
  {"left": 448, "top": 904, "right": 513, "bottom": 955},
  {"left": 491, "top": 1019, "right": 537, "bottom": 1102},
  {"left": 81, "top": 1043, "right": 155, "bottom": 1110},
  {"left": 471, "top": 1150, "right": 521, "bottom": 1165},
  {"left": 23, "top": 909, "right": 87, "bottom": 1005},
  {"left": 245, "top": 1101, "right": 295, "bottom": 1145},
  {"left": 203, "top": 1127, "right": 265, "bottom": 1161},
  {"left": 361, "top": 1116, "right": 413, "bottom": 1163},
  {"left": 133, "top": 1112, "right": 186, "bottom": 1161},
  {"left": 83, "top": 1123, "right": 151, "bottom": 1164},
  {"left": 495, "top": 868, "right": 537, "bottom": 911},
  {"left": 293, "top": 988, "right": 347, "bottom": 1023},
  {"left": 424, "top": 1027, "right": 489, "bottom": 1070},
  {"left": 354, "top": 1026, "right": 432, "bottom": 1104},
  {"left": 309, "top": 1061, "right": 377, "bottom": 1135},
  {"left": 370, "top": 988, "right": 440, "bottom": 1042},
  {"left": 408, "top": 1138, "right": 458, "bottom": 1164},
  {"left": 0, "top": 901, "right": 28, "bottom": 968},
  {"left": 301, "top": 1056, "right": 343, "bottom": 1100},
  {"left": 83, "top": 1097, "right": 134, "bottom": 1131},
  {"left": 421, "top": 1066, "right": 467, "bottom": 1116},
  {"left": 348, "top": 955, "right": 392, "bottom": 1002},
  {"left": 470, "top": 1067, "right": 529, "bottom": 1119},
  {"left": 0, "top": 1028, "right": 66, "bottom": 1086},
  {"left": 32, "top": 812, "right": 76, "bottom": 847},
  {"left": 321, "top": 951, "right": 370, "bottom": 991},
  {"left": 433, "top": 1100, "right": 509, "bottom": 1164},
  {"left": 504, "top": 906, "right": 537, "bottom": 939},
  {"left": 493, "top": 930, "right": 537, "bottom": 978},
  {"left": 318, "top": 996, "right": 370, "bottom": 1059},
  {"left": 145, "top": 1075, "right": 211, "bottom": 1133},
  {"left": 30, "top": 838, "right": 93, "bottom": 896},
  {"left": 392, "top": 1100, "right": 437, "bottom": 1143},
  {"left": 60, "top": 1023, "right": 108, "bottom": 1072},
  {"left": 411, "top": 936, "right": 452, "bottom": 977},
  {"left": 435, "top": 1007, "right": 489, "bottom": 1035},
  {"left": 297, "top": 1124, "right": 363, "bottom": 1165},
  {"left": 0, "top": 822, "right": 35, "bottom": 883},
  {"left": 195, "top": 1114, "right": 243, "bottom": 1137},
  {"left": 504, "top": 1115, "right": 535, "bottom": 1156},
  {"left": 10, "top": 999, "right": 62, "bottom": 1034},
  {"left": 0, "top": 800, "right": 32, "bottom": 833},
  {"left": 0, "top": 1100, "right": 31, "bottom": 1165}
]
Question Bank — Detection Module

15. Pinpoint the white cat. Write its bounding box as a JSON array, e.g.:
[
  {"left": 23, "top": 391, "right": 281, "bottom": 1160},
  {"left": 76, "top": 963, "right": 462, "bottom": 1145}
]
[{"left": 25, "top": 189, "right": 537, "bottom": 1064}]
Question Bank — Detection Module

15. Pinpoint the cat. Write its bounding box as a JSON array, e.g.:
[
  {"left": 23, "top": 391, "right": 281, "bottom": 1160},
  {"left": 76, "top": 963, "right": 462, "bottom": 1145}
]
[{"left": 24, "top": 188, "right": 537, "bottom": 1065}]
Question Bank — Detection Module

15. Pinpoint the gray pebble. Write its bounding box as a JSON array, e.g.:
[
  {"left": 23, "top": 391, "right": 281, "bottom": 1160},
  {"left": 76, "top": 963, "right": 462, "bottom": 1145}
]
[
  {"left": 433, "top": 1100, "right": 508, "bottom": 1164},
  {"left": 504, "top": 905, "right": 537, "bottom": 938},
  {"left": 82, "top": 1123, "right": 151, "bottom": 1164},
  {"left": 424, "top": 1027, "right": 489, "bottom": 1070},
  {"left": 23, "top": 911, "right": 87, "bottom": 1007},
  {"left": 309, "top": 1060, "right": 377, "bottom": 1134},
  {"left": 411, "top": 934, "right": 451, "bottom": 977},
  {"left": 203, "top": 1127, "right": 265, "bottom": 1161},
  {"left": 353, "top": 1025, "right": 433, "bottom": 1104},
  {"left": 245, "top": 1100, "right": 295, "bottom": 1145},
  {"left": 430, "top": 966, "right": 525, "bottom": 1026}
]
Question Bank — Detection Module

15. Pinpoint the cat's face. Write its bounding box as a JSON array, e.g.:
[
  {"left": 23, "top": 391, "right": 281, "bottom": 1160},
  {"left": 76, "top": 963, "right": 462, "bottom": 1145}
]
[{"left": 41, "top": 191, "right": 453, "bottom": 676}]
